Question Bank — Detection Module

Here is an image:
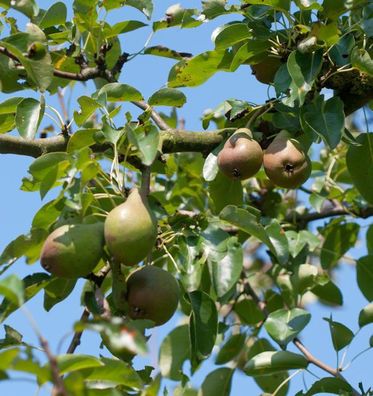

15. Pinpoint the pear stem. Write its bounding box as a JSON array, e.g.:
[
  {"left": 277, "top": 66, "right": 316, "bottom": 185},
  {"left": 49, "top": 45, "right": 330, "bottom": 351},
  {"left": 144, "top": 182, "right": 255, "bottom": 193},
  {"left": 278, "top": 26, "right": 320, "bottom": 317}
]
[{"left": 140, "top": 166, "right": 151, "bottom": 198}]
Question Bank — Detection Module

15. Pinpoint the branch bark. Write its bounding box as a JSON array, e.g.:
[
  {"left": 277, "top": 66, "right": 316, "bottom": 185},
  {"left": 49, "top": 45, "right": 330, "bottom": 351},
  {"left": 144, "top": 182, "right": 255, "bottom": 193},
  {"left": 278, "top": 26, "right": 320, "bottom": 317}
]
[{"left": 0, "top": 128, "right": 235, "bottom": 158}]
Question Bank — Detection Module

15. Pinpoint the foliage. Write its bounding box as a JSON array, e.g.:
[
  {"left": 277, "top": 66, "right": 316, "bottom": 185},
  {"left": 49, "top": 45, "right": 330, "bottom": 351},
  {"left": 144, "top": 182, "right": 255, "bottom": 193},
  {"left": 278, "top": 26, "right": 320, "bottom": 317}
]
[{"left": 0, "top": 0, "right": 372, "bottom": 395}]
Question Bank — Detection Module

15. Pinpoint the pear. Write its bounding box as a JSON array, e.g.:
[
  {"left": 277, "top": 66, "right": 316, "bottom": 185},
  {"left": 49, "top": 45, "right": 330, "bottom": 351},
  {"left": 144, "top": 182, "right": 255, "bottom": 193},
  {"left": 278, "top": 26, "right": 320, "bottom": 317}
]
[
  {"left": 251, "top": 57, "right": 282, "bottom": 85},
  {"left": 217, "top": 128, "right": 263, "bottom": 180},
  {"left": 104, "top": 188, "right": 157, "bottom": 266},
  {"left": 40, "top": 222, "right": 105, "bottom": 278},
  {"left": 263, "top": 130, "right": 311, "bottom": 189},
  {"left": 126, "top": 265, "right": 179, "bottom": 326}
]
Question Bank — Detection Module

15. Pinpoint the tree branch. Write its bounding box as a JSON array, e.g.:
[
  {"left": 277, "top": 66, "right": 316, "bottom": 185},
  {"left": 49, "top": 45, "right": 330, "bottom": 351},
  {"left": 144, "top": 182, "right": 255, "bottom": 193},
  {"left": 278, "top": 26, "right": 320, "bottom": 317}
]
[
  {"left": 66, "top": 308, "right": 90, "bottom": 354},
  {"left": 243, "top": 281, "right": 361, "bottom": 395},
  {"left": 287, "top": 206, "right": 373, "bottom": 226},
  {"left": 131, "top": 101, "right": 171, "bottom": 131},
  {"left": 0, "top": 128, "right": 235, "bottom": 158}
]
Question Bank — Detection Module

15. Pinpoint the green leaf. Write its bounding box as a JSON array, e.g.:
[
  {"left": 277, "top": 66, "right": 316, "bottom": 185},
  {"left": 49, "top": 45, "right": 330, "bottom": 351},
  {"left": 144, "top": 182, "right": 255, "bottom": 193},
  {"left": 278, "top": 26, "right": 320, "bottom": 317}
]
[
  {"left": 67, "top": 129, "right": 100, "bottom": 153},
  {"left": 286, "top": 230, "right": 320, "bottom": 257},
  {"left": 299, "top": 377, "right": 353, "bottom": 395},
  {"left": 301, "top": 95, "right": 345, "bottom": 149},
  {"left": 56, "top": 354, "right": 103, "bottom": 375},
  {"left": 43, "top": 277, "right": 76, "bottom": 311},
  {"left": 153, "top": 5, "right": 201, "bottom": 31},
  {"left": 367, "top": 224, "right": 373, "bottom": 255},
  {"left": 264, "top": 308, "right": 311, "bottom": 347},
  {"left": 265, "top": 221, "right": 289, "bottom": 266},
  {"left": 356, "top": 255, "right": 373, "bottom": 301},
  {"left": 126, "top": 124, "right": 159, "bottom": 166},
  {"left": 124, "top": 0, "right": 153, "bottom": 19},
  {"left": 159, "top": 325, "right": 190, "bottom": 380},
  {"left": 244, "top": 351, "right": 308, "bottom": 376},
  {"left": 105, "top": 20, "right": 148, "bottom": 37},
  {"left": 291, "top": 264, "right": 318, "bottom": 294},
  {"left": 320, "top": 0, "right": 346, "bottom": 19},
  {"left": 320, "top": 222, "right": 359, "bottom": 269},
  {"left": 148, "top": 88, "right": 186, "bottom": 107},
  {"left": 209, "top": 173, "right": 243, "bottom": 214},
  {"left": 0, "top": 97, "right": 23, "bottom": 115},
  {"left": 0, "top": 229, "right": 46, "bottom": 270},
  {"left": 203, "top": 147, "right": 221, "bottom": 182},
  {"left": 168, "top": 50, "right": 227, "bottom": 88},
  {"left": 358, "top": 303, "right": 373, "bottom": 328},
  {"left": 98, "top": 83, "right": 143, "bottom": 102},
  {"left": 324, "top": 317, "right": 354, "bottom": 351},
  {"left": 102, "top": 121, "right": 124, "bottom": 146},
  {"left": 144, "top": 45, "right": 190, "bottom": 60},
  {"left": 83, "top": 357, "right": 144, "bottom": 388},
  {"left": 241, "top": 0, "right": 290, "bottom": 11},
  {"left": 219, "top": 205, "right": 276, "bottom": 256},
  {"left": 0, "top": 348, "right": 19, "bottom": 370},
  {"left": 0, "top": 273, "right": 50, "bottom": 322},
  {"left": 311, "top": 280, "right": 343, "bottom": 306},
  {"left": 215, "top": 333, "right": 246, "bottom": 365},
  {"left": 39, "top": 2, "right": 67, "bottom": 28},
  {"left": 234, "top": 299, "right": 265, "bottom": 325},
  {"left": 74, "top": 96, "right": 102, "bottom": 126},
  {"left": 0, "top": 275, "right": 24, "bottom": 306},
  {"left": 351, "top": 47, "right": 373, "bottom": 76},
  {"left": 286, "top": 50, "right": 323, "bottom": 106},
  {"left": 213, "top": 23, "right": 251, "bottom": 49},
  {"left": 189, "top": 290, "right": 218, "bottom": 362},
  {"left": 10, "top": 0, "right": 39, "bottom": 18},
  {"left": 28, "top": 152, "right": 69, "bottom": 180},
  {"left": 346, "top": 133, "right": 373, "bottom": 204},
  {"left": 0, "top": 36, "right": 54, "bottom": 91},
  {"left": 208, "top": 237, "right": 243, "bottom": 298},
  {"left": 198, "top": 368, "right": 233, "bottom": 396},
  {"left": 15, "top": 97, "right": 45, "bottom": 139}
]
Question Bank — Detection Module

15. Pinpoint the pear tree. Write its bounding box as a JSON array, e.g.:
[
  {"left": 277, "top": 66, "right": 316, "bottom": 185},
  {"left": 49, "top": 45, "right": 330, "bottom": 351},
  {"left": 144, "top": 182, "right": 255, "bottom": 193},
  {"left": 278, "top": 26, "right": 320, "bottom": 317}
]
[{"left": 0, "top": 1, "right": 372, "bottom": 395}]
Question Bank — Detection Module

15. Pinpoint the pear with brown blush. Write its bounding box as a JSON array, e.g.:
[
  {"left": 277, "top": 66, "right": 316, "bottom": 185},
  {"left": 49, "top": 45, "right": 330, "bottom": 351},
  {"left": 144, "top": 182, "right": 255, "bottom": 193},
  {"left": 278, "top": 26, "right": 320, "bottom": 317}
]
[
  {"left": 217, "top": 128, "right": 263, "bottom": 180},
  {"left": 263, "top": 130, "right": 311, "bottom": 189}
]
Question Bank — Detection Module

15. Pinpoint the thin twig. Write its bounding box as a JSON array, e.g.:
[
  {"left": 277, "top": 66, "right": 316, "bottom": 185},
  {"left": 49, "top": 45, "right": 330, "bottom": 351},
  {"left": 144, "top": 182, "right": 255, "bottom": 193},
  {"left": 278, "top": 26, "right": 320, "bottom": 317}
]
[
  {"left": 243, "top": 282, "right": 361, "bottom": 395},
  {"left": 131, "top": 100, "right": 170, "bottom": 130},
  {"left": 66, "top": 308, "right": 90, "bottom": 354}
]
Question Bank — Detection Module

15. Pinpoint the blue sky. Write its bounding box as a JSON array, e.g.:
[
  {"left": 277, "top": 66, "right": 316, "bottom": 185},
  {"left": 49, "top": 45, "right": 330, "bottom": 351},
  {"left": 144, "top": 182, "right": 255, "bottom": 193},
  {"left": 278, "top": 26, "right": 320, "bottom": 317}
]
[{"left": 0, "top": 1, "right": 372, "bottom": 395}]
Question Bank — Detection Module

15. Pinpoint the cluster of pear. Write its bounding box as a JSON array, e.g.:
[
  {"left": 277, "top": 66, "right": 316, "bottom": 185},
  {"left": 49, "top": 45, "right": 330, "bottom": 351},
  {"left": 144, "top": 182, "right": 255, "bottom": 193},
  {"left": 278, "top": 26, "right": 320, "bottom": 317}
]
[
  {"left": 40, "top": 188, "right": 179, "bottom": 327},
  {"left": 217, "top": 128, "right": 311, "bottom": 188}
]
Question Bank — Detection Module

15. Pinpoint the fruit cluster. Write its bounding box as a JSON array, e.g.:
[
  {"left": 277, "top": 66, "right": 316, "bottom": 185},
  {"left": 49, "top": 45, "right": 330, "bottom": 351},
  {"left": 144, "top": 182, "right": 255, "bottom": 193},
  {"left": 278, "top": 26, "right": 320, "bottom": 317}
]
[
  {"left": 217, "top": 128, "right": 311, "bottom": 188},
  {"left": 40, "top": 188, "right": 179, "bottom": 327}
]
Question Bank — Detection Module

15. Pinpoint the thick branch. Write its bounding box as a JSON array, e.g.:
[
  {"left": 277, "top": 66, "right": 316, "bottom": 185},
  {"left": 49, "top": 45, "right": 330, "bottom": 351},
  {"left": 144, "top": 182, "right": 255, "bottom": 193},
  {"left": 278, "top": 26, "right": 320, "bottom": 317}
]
[{"left": 0, "top": 128, "right": 235, "bottom": 158}]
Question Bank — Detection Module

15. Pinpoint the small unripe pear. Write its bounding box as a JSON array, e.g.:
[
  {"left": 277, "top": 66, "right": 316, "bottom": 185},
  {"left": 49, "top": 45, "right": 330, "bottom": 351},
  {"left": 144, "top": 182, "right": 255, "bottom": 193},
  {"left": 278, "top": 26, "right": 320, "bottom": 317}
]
[
  {"left": 263, "top": 130, "right": 311, "bottom": 189},
  {"left": 104, "top": 188, "right": 157, "bottom": 266},
  {"left": 126, "top": 265, "right": 179, "bottom": 326},
  {"left": 40, "top": 222, "right": 105, "bottom": 278},
  {"left": 217, "top": 128, "right": 263, "bottom": 180}
]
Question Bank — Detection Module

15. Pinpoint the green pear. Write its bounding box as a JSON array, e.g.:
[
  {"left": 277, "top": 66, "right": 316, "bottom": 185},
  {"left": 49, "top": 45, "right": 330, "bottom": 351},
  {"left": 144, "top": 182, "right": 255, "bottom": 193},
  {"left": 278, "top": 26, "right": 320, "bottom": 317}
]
[
  {"left": 40, "top": 222, "right": 105, "bottom": 278},
  {"left": 263, "top": 130, "right": 311, "bottom": 189},
  {"left": 104, "top": 188, "right": 157, "bottom": 266},
  {"left": 126, "top": 265, "right": 179, "bottom": 326},
  {"left": 217, "top": 128, "right": 263, "bottom": 180}
]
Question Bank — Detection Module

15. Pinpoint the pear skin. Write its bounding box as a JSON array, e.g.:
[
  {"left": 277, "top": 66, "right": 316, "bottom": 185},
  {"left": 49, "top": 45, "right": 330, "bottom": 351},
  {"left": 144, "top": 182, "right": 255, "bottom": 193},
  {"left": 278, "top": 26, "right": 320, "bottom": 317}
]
[
  {"left": 217, "top": 128, "right": 263, "bottom": 180},
  {"left": 40, "top": 222, "right": 105, "bottom": 278},
  {"left": 263, "top": 131, "right": 311, "bottom": 188},
  {"left": 126, "top": 265, "right": 179, "bottom": 326},
  {"left": 104, "top": 188, "right": 157, "bottom": 266}
]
